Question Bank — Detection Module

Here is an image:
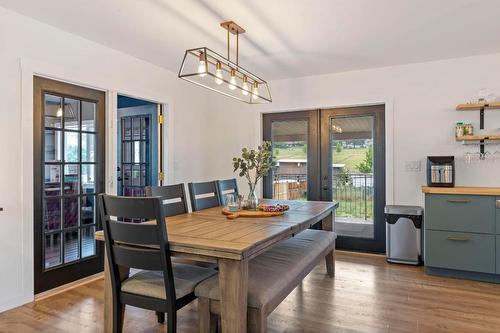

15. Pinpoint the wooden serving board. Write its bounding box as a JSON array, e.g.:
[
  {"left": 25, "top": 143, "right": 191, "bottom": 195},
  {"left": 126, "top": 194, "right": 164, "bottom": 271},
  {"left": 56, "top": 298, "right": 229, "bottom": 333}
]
[{"left": 222, "top": 208, "right": 284, "bottom": 220}]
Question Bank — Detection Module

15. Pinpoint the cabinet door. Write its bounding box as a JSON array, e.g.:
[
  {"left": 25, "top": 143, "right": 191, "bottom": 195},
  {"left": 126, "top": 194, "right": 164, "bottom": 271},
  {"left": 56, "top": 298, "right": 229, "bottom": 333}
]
[
  {"left": 496, "top": 197, "right": 500, "bottom": 234},
  {"left": 426, "top": 230, "right": 495, "bottom": 274},
  {"left": 425, "top": 194, "right": 495, "bottom": 233}
]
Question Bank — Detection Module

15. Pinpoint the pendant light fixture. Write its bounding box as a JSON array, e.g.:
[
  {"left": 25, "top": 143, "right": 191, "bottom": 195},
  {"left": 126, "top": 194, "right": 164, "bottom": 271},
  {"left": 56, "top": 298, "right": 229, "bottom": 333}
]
[{"left": 178, "top": 21, "right": 272, "bottom": 104}]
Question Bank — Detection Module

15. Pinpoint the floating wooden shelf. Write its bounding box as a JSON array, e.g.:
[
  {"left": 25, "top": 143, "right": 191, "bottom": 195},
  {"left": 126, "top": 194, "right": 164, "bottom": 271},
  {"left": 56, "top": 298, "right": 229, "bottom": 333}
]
[
  {"left": 456, "top": 134, "right": 500, "bottom": 141},
  {"left": 456, "top": 102, "right": 500, "bottom": 111}
]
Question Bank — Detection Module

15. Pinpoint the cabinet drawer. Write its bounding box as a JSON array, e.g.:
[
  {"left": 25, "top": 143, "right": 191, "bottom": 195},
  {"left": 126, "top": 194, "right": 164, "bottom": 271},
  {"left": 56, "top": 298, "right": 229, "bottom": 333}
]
[
  {"left": 425, "top": 194, "right": 495, "bottom": 233},
  {"left": 425, "top": 230, "right": 495, "bottom": 273}
]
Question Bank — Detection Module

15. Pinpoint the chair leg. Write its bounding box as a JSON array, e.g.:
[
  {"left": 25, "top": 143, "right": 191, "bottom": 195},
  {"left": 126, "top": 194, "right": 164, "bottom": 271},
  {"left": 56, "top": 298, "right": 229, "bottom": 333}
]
[
  {"left": 167, "top": 309, "right": 177, "bottom": 333},
  {"left": 156, "top": 311, "right": 165, "bottom": 324},
  {"left": 112, "top": 301, "right": 124, "bottom": 333}
]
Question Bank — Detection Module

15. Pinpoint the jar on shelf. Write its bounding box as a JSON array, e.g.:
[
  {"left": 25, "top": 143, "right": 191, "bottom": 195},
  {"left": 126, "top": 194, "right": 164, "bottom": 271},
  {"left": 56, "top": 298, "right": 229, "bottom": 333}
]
[
  {"left": 455, "top": 122, "right": 464, "bottom": 138},
  {"left": 465, "top": 123, "right": 474, "bottom": 136}
]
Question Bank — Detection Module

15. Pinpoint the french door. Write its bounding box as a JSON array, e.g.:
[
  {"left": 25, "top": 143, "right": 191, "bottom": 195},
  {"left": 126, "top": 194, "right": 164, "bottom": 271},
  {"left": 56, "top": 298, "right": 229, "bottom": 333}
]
[
  {"left": 117, "top": 114, "right": 156, "bottom": 197},
  {"left": 34, "top": 76, "right": 105, "bottom": 293},
  {"left": 263, "top": 105, "right": 386, "bottom": 252}
]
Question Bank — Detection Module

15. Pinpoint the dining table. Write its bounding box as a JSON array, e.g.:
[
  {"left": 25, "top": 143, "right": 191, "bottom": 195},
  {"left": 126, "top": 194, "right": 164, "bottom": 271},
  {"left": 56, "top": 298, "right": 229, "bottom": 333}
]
[{"left": 95, "top": 199, "right": 338, "bottom": 333}]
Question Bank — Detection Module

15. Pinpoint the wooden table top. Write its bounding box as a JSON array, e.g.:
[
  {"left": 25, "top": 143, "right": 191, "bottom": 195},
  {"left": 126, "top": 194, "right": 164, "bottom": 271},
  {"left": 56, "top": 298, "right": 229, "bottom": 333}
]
[
  {"left": 421, "top": 186, "right": 500, "bottom": 196},
  {"left": 96, "top": 200, "right": 337, "bottom": 261}
]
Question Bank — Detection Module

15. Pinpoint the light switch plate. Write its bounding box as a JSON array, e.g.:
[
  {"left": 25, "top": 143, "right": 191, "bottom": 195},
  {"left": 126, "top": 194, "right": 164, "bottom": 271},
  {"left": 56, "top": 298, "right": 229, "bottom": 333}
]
[{"left": 405, "top": 160, "right": 422, "bottom": 172}]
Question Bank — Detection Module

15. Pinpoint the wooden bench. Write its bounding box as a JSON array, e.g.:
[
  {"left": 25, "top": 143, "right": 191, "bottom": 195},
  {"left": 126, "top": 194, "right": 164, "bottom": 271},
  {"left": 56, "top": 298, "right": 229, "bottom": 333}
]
[{"left": 195, "top": 229, "right": 337, "bottom": 333}]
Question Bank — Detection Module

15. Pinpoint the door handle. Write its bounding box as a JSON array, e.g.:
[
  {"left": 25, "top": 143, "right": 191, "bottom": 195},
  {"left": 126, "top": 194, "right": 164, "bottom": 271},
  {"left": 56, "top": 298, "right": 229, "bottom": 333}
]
[
  {"left": 446, "top": 199, "right": 471, "bottom": 204},
  {"left": 447, "top": 236, "right": 470, "bottom": 241},
  {"left": 0, "top": 207, "right": 3, "bottom": 211},
  {"left": 496, "top": 200, "right": 500, "bottom": 208}
]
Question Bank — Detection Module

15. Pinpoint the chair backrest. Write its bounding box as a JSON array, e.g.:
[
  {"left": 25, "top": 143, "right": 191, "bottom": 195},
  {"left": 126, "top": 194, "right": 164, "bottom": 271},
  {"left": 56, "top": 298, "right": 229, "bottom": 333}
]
[
  {"left": 98, "top": 194, "right": 176, "bottom": 301},
  {"left": 216, "top": 178, "right": 239, "bottom": 205},
  {"left": 187, "top": 181, "right": 220, "bottom": 211},
  {"left": 145, "top": 184, "right": 188, "bottom": 217}
]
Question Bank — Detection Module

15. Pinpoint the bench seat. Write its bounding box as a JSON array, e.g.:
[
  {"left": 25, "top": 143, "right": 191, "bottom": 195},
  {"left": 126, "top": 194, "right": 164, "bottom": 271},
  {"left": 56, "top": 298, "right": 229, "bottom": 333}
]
[{"left": 195, "top": 229, "right": 336, "bottom": 332}]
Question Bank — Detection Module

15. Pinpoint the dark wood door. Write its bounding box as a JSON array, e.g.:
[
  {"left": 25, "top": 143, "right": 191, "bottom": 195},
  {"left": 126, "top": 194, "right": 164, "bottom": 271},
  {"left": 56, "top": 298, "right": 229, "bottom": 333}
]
[
  {"left": 34, "top": 76, "right": 105, "bottom": 293},
  {"left": 320, "top": 105, "right": 386, "bottom": 252},
  {"left": 262, "top": 111, "right": 320, "bottom": 201},
  {"left": 117, "top": 108, "right": 158, "bottom": 197},
  {"left": 263, "top": 106, "right": 386, "bottom": 253}
]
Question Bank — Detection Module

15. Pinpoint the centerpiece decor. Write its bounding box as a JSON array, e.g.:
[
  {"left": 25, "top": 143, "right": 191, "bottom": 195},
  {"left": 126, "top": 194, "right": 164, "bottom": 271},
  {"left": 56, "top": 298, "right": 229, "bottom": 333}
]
[{"left": 232, "top": 141, "right": 275, "bottom": 210}]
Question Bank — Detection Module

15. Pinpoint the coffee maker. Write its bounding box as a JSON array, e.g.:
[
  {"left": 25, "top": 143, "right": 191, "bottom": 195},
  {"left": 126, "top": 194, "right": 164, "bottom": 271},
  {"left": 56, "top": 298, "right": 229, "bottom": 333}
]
[{"left": 427, "top": 156, "right": 455, "bottom": 187}]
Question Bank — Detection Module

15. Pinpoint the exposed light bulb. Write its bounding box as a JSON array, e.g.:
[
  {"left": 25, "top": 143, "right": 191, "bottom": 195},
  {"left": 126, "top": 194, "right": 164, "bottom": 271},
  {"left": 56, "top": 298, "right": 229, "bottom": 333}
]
[
  {"left": 215, "top": 62, "right": 223, "bottom": 85},
  {"left": 242, "top": 76, "right": 249, "bottom": 96},
  {"left": 56, "top": 107, "right": 63, "bottom": 117},
  {"left": 252, "top": 82, "right": 259, "bottom": 100},
  {"left": 229, "top": 69, "right": 237, "bottom": 90},
  {"left": 198, "top": 52, "right": 207, "bottom": 77}
]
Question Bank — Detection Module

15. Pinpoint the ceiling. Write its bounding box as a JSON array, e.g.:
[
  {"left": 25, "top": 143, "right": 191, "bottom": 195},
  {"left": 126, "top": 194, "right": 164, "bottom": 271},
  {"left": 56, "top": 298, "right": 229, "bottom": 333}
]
[{"left": 2, "top": 0, "right": 500, "bottom": 80}]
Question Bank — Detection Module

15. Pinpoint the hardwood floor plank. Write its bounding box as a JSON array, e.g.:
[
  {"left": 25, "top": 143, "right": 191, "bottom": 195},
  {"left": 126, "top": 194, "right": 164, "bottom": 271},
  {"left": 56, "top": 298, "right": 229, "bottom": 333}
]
[{"left": 2, "top": 251, "right": 500, "bottom": 332}]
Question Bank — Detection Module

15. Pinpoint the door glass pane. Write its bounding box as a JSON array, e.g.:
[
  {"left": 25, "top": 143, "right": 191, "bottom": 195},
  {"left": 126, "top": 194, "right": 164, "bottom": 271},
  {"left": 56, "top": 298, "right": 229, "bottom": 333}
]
[
  {"left": 63, "top": 196, "right": 79, "bottom": 228},
  {"left": 331, "top": 116, "right": 374, "bottom": 239},
  {"left": 133, "top": 141, "right": 141, "bottom": 163},
  {"left": 82, "top": 133, "right": 96, "bottom": 162},
  {"left": 45, "top": 94, "right": 62, "bottom": 128},
  {"left": 64, "top": 98, "right": 80, "bottom": 130},
  {"left": 44, "top": 165, "right": 61, "bottom": 196},
  {"left": 81, "top": 226, "right": 96, "bottom": 258},
  {"left": 82, "top": 164, "right": 95, "bottom": 193},
  {"left": 123, "top": 142, "right": 132, "bottom": 163},
  {"left": 132, "top": 117, "right": 141, "bottom": 140},
  {"left": 44, "top": 130, "right": 62, "bottom": 162},
  {"left": 123, "top": 118, "right": 132, "bottom": 140},
  {"left": 64, "top": 164, "right": 79, "bottom": 195},
  {"left": 64, "top": 131, "right": 79, "bottom": 162},
  {"left": 45, "top": 233, "right": 62, "bottom": 269},
  {"left": 271, "top": 120, "right": 308, "bottom": 200},
  {"left": 64, "top": 229, "right": 80, "bottom": 263},
  {"left": 44, "top": 198, "right": 61, "bottom": 231},
  {"left": 81, "top": 195, "right": 95, "bottom": 225},
  {"left": 82, "top": 101, "right": 96, "bottom": 132},
  {"left": 132, "top": 164, "right": 141, "bottom": 186}
]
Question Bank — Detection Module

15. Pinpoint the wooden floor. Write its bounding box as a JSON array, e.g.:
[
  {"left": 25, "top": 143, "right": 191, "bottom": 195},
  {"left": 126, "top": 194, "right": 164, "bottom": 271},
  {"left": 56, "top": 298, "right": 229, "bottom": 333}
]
[{"left": 2, "top": 251, "right": 500, "bottom": 332}]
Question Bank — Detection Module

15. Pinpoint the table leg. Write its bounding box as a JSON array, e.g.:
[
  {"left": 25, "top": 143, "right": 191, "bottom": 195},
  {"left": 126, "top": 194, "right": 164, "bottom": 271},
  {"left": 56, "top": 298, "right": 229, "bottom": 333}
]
[
  {"left": 218, "top": 258, "right": 249, "bottom": 333},
  {"left": 322, "top": 211, "right": 335, "bottom": 277},
  {"left": 104, "top": 248, "right": 129, "bottom": 332}
]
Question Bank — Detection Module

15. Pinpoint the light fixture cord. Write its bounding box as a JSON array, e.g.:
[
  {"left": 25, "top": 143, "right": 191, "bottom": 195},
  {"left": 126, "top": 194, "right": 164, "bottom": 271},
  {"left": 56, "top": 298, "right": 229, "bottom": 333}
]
[
  {"left": 227, "top": 28, "right": 230, "bottom": 62},
  {"left": 236, "top": 30, "right": 239, "bottom": 67}
]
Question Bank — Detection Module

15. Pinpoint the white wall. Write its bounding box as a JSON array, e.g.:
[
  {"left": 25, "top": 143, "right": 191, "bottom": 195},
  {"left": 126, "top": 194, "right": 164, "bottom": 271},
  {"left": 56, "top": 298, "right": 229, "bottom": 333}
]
[
  {"left": 205, "top": 54, "right": 500, "bottom": 206},
  {"left": 0, "top": 7, "right": 216, "bottom": 312}
]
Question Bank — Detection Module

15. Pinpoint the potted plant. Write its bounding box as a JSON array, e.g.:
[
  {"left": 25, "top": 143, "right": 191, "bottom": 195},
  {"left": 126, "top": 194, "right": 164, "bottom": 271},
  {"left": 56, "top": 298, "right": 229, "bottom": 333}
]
[{"left": 232, "top": 141, "right": 275, "bottom": 210}]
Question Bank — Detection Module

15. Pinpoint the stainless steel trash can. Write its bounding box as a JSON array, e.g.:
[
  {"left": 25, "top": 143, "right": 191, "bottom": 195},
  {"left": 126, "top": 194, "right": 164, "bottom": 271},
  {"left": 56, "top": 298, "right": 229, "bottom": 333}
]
[{"left": 385, "top": 205, "right": 423, "bottom": 265}]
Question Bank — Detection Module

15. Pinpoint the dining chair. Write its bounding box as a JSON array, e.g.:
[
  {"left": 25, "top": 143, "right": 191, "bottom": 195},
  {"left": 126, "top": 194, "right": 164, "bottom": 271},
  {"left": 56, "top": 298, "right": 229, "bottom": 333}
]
[
  {"left": 188, "top": 181, "right": 220, "bottom": 211},
  {"left": 215, "top": 178, "right": 239, "bottom": 205},
  {"left": 98, "top": 194, "right": 217, "bottom": 333},
  {"left": 145, "top": 184, "right": 218, "bottom": 269},
  {"left": 145, "top": 184, "right": 188, "bottom": 217}
]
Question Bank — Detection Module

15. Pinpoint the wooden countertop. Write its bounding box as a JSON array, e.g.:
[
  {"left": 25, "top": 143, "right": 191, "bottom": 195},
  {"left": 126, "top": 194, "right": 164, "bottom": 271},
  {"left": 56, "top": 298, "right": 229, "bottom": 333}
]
[{"left": 422, "top": 186, "right": 500, "bottom": 196}]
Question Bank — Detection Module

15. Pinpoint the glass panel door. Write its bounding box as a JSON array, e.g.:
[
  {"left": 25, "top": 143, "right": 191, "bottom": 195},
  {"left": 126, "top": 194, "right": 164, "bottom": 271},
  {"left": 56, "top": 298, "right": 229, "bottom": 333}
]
[
  {"left": 116, "top": 96, "right": 160, "bottom": 197},
  {"left": 263, "top": 111, "right": 320, "bottom": 201},
  {"left": 321, "top": 106, "right": 385, "bottom": 252},
  {"left": 34, "top": 76, "right": 105, "bottom": 293}
]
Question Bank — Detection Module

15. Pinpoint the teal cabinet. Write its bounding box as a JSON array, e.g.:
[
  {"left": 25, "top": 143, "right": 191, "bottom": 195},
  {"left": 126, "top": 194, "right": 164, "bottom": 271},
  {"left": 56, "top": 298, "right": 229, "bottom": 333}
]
[
  {"left": 425, "top": 194, "right": 495, "bottom": 234},
  {"left": 426, "top": 230, "right": 495, "bottom": 274}
]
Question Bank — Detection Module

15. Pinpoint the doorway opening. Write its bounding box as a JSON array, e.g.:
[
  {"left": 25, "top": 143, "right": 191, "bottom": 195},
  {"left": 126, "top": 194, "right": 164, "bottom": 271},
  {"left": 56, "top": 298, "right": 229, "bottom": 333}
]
[{"left": 117, "top": 95, "right": 164, "bottom": 197}]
